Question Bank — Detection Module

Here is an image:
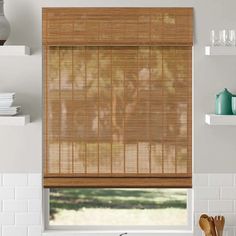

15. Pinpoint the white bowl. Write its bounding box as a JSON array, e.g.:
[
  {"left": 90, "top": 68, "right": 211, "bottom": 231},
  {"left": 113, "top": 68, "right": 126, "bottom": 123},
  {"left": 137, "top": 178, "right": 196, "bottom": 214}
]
[{"left": 0, "top": 100, "right": 13, "bottom": 107}]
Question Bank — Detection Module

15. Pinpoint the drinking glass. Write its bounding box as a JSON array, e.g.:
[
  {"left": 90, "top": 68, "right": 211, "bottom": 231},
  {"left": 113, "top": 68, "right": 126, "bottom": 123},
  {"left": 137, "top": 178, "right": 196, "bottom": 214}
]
[
  {"left": 210, "top": 30, "right": 220, "bottom": 46},
  {"left": 219, "top": 30, "right": 227, "bottom": 46},
  {"left": 211, "top": 29, "right": 236, "bottom": 46},
  {"left": 229, "top": 30, "right": 236, "bottom": 46},
  {"left": 220, "top": 30, "right": 234, "bottom": 46}
]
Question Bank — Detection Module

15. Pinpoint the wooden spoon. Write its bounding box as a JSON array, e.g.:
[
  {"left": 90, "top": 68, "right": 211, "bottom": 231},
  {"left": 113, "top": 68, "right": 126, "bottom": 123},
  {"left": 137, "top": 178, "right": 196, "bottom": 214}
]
[
  {"left": 208, "top": 216, "right": 217, "bottom": 236},
  {"left": 199, "top": 214, "right": 212, "bottom": 236},
  {"left": 201, "top": 214, "right": 210, "bottom": 219},
  {"left": 214, "top": 216, "right": 225, "bottom": 236}
]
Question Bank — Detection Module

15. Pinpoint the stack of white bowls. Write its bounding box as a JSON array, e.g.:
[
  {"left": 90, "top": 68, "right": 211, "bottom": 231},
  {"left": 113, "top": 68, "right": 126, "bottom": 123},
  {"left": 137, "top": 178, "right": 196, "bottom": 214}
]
[{"left": 0, "top": 93, "right": 20, "bottom": 116}]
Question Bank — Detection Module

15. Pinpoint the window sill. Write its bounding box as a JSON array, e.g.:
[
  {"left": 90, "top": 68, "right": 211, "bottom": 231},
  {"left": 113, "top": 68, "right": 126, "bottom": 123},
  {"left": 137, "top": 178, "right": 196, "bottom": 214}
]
[{"left": 42, "top": 230, "right": 194, "bottom": 236}]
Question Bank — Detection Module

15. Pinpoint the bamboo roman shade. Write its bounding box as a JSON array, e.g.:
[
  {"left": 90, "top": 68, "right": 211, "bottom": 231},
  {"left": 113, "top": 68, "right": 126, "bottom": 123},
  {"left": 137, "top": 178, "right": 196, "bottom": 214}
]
[
  {"left": 43, "top": 8, "right": 193, "bottom": 46},
  {"left": 43, "top": 8, "right": 193, "bottom": 188}
]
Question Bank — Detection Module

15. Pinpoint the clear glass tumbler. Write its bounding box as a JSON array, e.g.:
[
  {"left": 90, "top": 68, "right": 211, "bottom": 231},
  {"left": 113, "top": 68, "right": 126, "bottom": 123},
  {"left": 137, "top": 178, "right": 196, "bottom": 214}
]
[
  {"left": 219, "top": 30, "right": 226, "bottom": 46},
  {"left": 229, "top": 30, "right": 236, "bottom": 46},
  {"left": 210, "top": 30, "right": 219, "bottom": 46}
]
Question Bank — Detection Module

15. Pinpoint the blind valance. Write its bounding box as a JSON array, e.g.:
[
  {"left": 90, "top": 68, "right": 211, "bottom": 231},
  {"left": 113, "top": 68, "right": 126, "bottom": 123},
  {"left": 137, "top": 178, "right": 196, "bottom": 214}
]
[{"left": 43, "top": 8, "right": 193, "bottom": 46}]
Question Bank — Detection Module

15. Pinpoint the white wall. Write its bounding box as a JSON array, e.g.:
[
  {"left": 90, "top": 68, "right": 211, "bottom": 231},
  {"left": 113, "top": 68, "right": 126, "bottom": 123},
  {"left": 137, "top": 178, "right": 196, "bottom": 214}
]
[{"left": 0, "top": 0, "right": 236, "bottom": 173}]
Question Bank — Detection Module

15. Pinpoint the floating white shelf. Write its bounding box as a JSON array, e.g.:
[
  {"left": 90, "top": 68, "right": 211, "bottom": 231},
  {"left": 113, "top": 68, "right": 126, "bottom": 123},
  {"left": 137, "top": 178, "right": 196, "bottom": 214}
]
[
  {"left": 0, "top": 46, "right": 30, "bottom": 56},
  {"left": 205, "top": 46, "right": 236, "bottom": 56},
  {"left": 205, "top": 114, "right": 236, "bottom": 125},
  {"left": 0, "top": 115, "right": 30, "bottom": 126}
]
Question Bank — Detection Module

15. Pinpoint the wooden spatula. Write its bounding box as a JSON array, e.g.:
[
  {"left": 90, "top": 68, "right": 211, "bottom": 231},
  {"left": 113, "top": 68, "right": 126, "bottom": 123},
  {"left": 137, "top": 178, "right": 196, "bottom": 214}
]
[
  {"left": 214, "top": 216, "right": 225, "bottom": 236},
  {"left": 199, "top": 214, "right": 212, "bottom": 236}
]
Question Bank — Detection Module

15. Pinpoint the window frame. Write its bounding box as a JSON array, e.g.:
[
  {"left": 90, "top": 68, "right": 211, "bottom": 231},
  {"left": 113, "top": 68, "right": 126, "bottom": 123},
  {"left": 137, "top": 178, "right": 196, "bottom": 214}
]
[
  {"left": 43, "top": 188, "right": 193, "bottom": 233},
  {"left": 42, "top": 49, "right": 194, "bottom": 235},
  {"left": 42, "top": 7, "right": 194, "bottom": 235}
]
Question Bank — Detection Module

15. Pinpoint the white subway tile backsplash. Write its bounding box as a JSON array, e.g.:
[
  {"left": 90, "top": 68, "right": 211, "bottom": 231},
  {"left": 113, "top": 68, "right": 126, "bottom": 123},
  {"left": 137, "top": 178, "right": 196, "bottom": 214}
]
[
  {"left": 28, "top": 200, "right": 41, "bottom": 212},
  {"left": 0, "top": 188, "right": 14, "bottom": 200},
  {"left": 221, "top": 187, "right": 236, "bottom": 200},
  {"left": 15, "top": 213, "right": 41, "bottom": 225},
  {"left": 3, "top": 174, "right": 28, "bottom": 187},
  {"left": 0, "top": 174, "right": 43, "bottom": 236},
  {"left": 194, "top": 227, "right": 203, "bottom": 236},
  {"left": 194, "top": 174, "right": 208, "bottom": 187},
  {"left": 2, "top": 226, "right": 27, "bottom": 236},
  {"left": 209, "top": 200, "right": 234, "bottom": 212},
  {"left": 28, "top": 174, "right": 41, "bottom": 187},
  {"left": 194, "top": 199, "right": 208, "bottom": 213},
  {"left": 209, "top": 174, "right": 234, "bottom": 187},
  {"left": 3, "top": 200, "right": 28, "bottom": 212},
  {"left": 195, "top": 187, "right": 220, "bottom": 200},
  {"left": 15, "top": 188, "right": 41, "bottom": 200},
  {"left": 194, "top": 174, "right": 236, "bottom": 235},
  {"left": 223, "top": 214, "right": 236, "bottom": 226},
  {"left": 28, "top": 226, "right": 42, "bottom": 236},
  {"left": 223, "top": 227, "right": 235, "bottom": 236},
  {"left": 0, "top": 213, "right": 14, "bottom": 225}
]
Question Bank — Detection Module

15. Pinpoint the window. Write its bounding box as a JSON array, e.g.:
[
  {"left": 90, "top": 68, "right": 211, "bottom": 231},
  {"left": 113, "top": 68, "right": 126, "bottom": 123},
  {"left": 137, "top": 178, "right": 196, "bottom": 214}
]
[
  {"left": 43, "top": 7, "right": 193, "bottom": 231},
  {"left": 47, "top": 188, "right": 192, "bottom": 230}
]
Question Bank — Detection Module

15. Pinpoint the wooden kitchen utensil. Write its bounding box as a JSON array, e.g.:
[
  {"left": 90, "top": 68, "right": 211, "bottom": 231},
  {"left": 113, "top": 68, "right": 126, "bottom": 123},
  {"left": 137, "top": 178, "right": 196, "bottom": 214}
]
[
  {"left": 214, "top": 216, "right": 225, "bottom": 236},
  {"left": 199, "top": 214, "right": 212, "bottom": 236},
  {"left": 208, "top": 216, "right": 217, "bottom": 236}
]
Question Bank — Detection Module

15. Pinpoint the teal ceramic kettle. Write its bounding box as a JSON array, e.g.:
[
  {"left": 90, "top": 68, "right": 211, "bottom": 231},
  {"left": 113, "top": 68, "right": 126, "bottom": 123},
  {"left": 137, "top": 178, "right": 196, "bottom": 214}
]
[{"left": 215, "top": 88, "right": 233, "bottom": 115}]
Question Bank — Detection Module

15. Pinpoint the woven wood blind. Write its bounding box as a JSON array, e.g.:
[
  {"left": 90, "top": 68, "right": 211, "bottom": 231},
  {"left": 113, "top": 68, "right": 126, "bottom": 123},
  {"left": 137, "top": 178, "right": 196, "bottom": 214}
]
[
  {"left": 43, "top": 8, "right": 193, "bottom": 46},
  {"left": 43, "top": 8, "right": 193, "bottom": 188}
]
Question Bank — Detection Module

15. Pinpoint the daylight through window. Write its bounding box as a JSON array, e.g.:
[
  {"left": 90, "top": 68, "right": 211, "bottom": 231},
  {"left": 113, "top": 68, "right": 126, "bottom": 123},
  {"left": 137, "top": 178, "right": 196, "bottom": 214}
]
[{"left": 49, "top": 188, "right": 188, "bottom": 226}]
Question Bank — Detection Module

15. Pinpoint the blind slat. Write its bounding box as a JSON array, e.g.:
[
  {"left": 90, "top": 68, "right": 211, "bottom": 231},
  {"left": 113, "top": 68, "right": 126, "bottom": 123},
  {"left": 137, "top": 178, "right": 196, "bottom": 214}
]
[{"left": 44, "top": 177, "right": 191, "bottom": 188}]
